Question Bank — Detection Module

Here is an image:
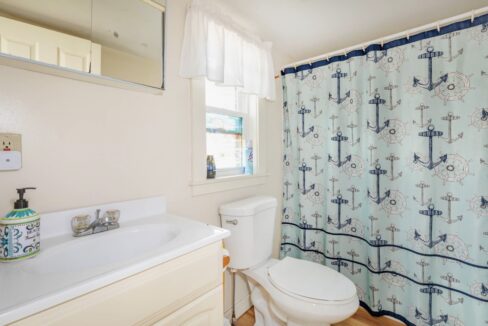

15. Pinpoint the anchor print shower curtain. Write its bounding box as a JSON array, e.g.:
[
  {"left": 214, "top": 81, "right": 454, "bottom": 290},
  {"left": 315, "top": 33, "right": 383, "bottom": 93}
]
[{"left": 280, "top": 16, "right": 488, "bottom": 326}]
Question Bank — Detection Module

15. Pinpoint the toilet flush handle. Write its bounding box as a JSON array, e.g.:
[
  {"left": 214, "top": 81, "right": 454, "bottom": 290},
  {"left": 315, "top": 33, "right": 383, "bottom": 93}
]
[{"left": 225, "top": 219, "right": 238, "bottom": 225}]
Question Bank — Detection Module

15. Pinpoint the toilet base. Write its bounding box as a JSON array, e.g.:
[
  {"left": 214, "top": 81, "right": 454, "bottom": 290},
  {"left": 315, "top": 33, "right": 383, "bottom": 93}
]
[
  {"left": 250, "top": 281, "right": 285, "bottom": 326},
  {"left": 249, "top": 281, "right": 331, "bottom": 326}
]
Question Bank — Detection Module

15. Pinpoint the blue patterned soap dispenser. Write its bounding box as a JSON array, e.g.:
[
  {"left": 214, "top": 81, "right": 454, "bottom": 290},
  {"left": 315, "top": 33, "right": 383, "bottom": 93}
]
[{"left": 0, "top": 187, "right": 40, "bottom": 262}]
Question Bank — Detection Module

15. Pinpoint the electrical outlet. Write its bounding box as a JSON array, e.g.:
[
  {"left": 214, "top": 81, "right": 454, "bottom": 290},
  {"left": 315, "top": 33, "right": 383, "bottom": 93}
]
[
  {"left": 0, "top": 133, "right": 22, "bottom": 171},
  {"left": 1, "top": 133, "right": 21, "bottom": 151}
]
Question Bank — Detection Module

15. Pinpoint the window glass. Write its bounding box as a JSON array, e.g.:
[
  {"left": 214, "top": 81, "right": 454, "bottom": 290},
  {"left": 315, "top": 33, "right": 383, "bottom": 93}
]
[
  {"left": 206, "top": 113, "right": 243, "bottom": 170},
  {"left": 206, "top": 112, "right": 243, "bottom": 134}
]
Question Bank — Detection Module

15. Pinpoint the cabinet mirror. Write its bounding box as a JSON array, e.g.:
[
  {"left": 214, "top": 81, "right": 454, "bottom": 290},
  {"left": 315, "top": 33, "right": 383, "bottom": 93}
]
[{"left": 0, "top": 0, "right": 165, "bottom": 91}]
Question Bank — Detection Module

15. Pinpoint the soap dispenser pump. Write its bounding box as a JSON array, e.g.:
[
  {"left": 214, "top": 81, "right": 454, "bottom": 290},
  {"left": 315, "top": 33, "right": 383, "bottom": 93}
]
[{"left": 1, "top": 187, "right": 41, "bottom": 262}]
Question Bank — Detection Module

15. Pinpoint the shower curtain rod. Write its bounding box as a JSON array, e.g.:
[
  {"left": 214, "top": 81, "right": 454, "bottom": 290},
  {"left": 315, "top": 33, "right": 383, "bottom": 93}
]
[{"left": 279, "top": 6, "right": 488, "bottom": 74}]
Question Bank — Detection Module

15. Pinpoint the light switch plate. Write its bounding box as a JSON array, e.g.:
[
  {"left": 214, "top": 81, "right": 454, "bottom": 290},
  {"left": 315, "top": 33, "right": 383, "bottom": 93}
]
[{"left": 0, "top": 133, "right": 22, "bottom": 171}]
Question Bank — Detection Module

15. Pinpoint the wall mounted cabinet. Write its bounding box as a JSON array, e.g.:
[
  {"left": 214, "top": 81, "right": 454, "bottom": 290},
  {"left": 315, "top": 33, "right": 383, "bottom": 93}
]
[{"left": 0, "top": 0, "right": 165, "bottom": 93}]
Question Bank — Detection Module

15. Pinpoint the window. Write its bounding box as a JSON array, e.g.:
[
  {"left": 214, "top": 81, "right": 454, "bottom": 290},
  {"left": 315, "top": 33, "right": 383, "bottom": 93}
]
[
  {"left": 189, "top": 78, "right": 266, "bottom": 195},
  {"left": 205, "top": 79, "right": 257, "bottom": 178}
]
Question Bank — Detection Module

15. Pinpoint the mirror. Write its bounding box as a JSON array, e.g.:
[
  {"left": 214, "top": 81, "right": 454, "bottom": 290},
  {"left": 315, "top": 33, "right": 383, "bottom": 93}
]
[{"left": 0, "top": 0, "right": 165, "bottom": 90}]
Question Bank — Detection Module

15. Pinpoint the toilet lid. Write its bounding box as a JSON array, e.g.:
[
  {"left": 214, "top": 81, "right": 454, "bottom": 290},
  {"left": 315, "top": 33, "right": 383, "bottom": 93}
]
[{"left": 268, "top": 257, "right": 356, "bottom": 301}]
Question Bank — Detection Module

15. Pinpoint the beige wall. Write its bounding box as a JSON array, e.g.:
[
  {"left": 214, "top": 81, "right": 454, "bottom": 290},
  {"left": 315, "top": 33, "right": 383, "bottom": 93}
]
[
  {"left": 0, "top": 0, "right": 289, "bottom": 319},
  {"left": 0, "top": 0, "right": 288, "bottom": 223}
]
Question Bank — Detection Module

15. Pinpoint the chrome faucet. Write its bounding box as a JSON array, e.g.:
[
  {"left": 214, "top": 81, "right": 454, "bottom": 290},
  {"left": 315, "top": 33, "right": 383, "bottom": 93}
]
[{"left": 71, "top": 209, "right": 120, "bottom": 237}]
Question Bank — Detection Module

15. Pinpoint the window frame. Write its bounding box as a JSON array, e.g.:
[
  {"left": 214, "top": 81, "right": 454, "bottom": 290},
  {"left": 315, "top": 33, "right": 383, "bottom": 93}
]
[{"left": 190, "top": 78, "right": 267, "bottom": 196}]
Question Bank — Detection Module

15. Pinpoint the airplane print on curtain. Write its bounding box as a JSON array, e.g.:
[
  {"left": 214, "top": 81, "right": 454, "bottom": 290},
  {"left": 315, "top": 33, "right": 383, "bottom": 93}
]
[{"left": 280, "top": 15, "right": 488, "bottom": 326}]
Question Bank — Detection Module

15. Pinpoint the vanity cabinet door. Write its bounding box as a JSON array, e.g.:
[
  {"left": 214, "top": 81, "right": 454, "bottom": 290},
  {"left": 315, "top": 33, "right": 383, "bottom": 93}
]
[{"left": 153, "top": 285, "right": 223, "bottom": 326}]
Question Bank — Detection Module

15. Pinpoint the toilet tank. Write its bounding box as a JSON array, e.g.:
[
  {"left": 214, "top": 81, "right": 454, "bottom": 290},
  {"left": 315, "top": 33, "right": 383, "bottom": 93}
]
[{"left": 220, "top": 196, "right": 277, "bottom": 270}]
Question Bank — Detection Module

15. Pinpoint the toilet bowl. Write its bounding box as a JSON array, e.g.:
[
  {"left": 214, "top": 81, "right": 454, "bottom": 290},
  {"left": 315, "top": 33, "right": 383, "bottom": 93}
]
[
  {"left": 244, "top": 258, "right": 358, "bottom": 326},
  {"left": 220, "top": 196, "right": 359, "bottom": 325}
]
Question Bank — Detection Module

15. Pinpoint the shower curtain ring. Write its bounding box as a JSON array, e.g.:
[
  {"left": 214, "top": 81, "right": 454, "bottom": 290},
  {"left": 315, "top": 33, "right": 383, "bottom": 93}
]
[
  {"left": 471, "top": 10, "right": 475, "bottom": 23},
  {"left": 436, "top": 22, "right": 441, "bottom": 32},
  {"left": 406, "top": 31, "right": 410, "bottom": 41}
]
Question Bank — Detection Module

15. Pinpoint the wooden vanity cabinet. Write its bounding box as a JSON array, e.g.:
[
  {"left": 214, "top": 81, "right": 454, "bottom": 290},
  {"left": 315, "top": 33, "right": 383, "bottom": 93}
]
[{"left": 11, "top": 242, "right": 224, "bottom": 326}]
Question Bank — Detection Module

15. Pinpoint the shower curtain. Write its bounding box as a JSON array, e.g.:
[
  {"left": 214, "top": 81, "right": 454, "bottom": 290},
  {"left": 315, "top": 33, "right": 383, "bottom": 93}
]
[{"left": 280, "top": 15, "right": 488, "bottom": 326}]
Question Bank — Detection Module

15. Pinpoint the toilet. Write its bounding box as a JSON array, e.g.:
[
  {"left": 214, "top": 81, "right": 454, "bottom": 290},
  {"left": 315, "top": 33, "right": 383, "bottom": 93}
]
[{"left": 220, "top": 196, "right": 359, "bottom": 326}]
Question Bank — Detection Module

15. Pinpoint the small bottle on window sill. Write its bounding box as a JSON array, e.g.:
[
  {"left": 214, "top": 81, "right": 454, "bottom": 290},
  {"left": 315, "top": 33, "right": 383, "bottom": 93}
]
[
  {"left": 245, "top": 140, "right": 253, "bottom": 175},
  {"left": 207, "top": 155, "right": 216, "bottom": 179}
]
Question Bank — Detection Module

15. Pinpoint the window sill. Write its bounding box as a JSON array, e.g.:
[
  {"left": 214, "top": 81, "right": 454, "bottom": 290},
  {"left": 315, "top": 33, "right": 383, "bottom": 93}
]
[{"left": 191, "top": 174, "right": 268, "bottom": 196}]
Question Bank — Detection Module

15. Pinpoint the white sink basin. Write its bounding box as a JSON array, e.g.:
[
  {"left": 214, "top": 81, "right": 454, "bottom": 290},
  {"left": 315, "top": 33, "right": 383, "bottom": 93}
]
[{"left": 24, "top": 223, "right": 180, "bottom": 275}]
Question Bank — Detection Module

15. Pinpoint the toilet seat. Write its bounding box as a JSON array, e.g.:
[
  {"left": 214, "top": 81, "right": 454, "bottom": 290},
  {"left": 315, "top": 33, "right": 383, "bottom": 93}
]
[{"left": 267, "top": 257, "right": 357, "bottom": 302}]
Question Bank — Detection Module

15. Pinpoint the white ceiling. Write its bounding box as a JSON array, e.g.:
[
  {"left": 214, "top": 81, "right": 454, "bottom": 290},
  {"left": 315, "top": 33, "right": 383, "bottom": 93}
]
[{"left": 218, "top": 0, "right": 488, "bottom": 63}]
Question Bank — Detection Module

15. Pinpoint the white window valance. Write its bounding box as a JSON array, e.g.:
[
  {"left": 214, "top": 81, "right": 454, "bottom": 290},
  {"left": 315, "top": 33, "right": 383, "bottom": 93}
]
[{"left": 179, "top": 0, "right": 276, "bottom": 101}]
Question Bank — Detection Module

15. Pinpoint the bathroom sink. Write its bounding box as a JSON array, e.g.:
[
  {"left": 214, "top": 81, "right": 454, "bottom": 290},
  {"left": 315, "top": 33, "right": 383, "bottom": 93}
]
[
  {"left": 0, "top": 197, "right": 230, "bottom": 325},
  {"left": 23, "top": 223, "right": 180, "bottom": 275}
]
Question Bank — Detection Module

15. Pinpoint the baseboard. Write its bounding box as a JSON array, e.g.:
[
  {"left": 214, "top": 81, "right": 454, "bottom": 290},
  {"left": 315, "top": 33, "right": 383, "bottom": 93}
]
[{"left": 224, "top": 293, "right": 252, "bottom": 320}]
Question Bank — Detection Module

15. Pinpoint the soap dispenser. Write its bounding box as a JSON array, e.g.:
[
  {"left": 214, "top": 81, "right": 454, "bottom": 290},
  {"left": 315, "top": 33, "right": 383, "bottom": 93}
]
[{"left": 0, "top": 187, "right": 40, "bottom": 262}]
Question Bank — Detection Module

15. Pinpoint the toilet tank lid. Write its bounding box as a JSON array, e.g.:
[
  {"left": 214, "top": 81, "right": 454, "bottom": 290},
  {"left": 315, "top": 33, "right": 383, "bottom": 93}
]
[{"left": 220, "top": 196, "right": 277, "bottom": 216}]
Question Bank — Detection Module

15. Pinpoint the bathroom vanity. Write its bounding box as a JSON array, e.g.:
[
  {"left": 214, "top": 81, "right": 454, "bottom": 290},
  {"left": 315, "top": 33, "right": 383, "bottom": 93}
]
[{"left": 0, "top": 197, "right": 229, "bottom": 325}]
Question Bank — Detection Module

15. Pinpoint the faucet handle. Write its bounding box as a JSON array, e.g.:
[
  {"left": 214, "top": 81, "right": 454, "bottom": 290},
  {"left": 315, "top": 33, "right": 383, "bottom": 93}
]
[
  {"left": 71, "top": 214, "right": 91, "bottom": 233},
  {"left": 102, "top": 209, "right": 120, "bottom": 224}
]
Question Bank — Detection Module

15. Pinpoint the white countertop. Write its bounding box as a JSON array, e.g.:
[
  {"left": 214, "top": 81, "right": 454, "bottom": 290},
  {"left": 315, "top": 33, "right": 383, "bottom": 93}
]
[{"left": 0, "top": 197, "right": 230, "bottom": 325}]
